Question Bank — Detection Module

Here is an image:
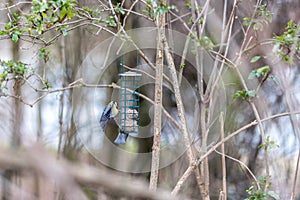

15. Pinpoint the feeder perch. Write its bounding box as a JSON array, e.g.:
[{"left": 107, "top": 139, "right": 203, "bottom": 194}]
[{"left": 119, "top": 71, "right": 141, "bottom": 134}]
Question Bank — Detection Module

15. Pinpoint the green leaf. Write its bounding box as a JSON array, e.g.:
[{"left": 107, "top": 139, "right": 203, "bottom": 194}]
[
  {"left": 115, "top": 3, "right": 125, "bottom": 15},
  {"left": 273, "top": 20, "right": 300, "bottom": 64},
  {"left": 0, "top": 30, "right": 7, "bottom": 36},
  {"left": 250, "top": 55, "right": 261, "bottom": 63},
  {"left": 257, "top": 65, "right": 270, "bottom": 74},
  {"left": 248, "top": 66, "right": 270, "bottom": 79},
  {"left": 61, "top": 27, "right": 68, "bottom": 36},
  {"left": 152, "top": 2, "right": 178, "bottom": 19},
  {"left": 41, "top": 12, "right": 48, "bottom": 19},
  {"left": 169, "top": 5, "right": 178, "bottom": 12},
  {"left": 232, "top": 90, "right": 247, "bottom": 99},
  {"left": 287, "top": 19, "right": 293, "bottom": 28},
  {"left": 0, "top": 73, "right": 7, "bottom": 81},
  {"left": 233, "top": 90, "right": 256, "bottom": 100},
  {"left": 42, "top": 79, "right": 52, "bottom": 89},
  {"left": 67, "top": 6, "right": 75, "bottom": 19},
  {"left": 248, "top": 71, "right": 257, "bottom": 79},
  {"left": 5, "top": 22, "right": 12, "bottom": 30},
  {"left": 40, "top": 3, "right": 48, "bottom": 12},
  {"left": 186, "top": 0, "right": 191, "bottom": 9},
  {"left": 60, "top": 6, "right": 67, "bottom": 20},
  {"left": 199, "top": 18, "right": 204, "bottom": 24},
  {"left": 247, "top": 90, "right": 256, "bottom": 97},
  {"left": 198, "top": 36, "right": 214, "bottom": 50},
  {"left": 267, "top": 191, "right": 280, "bottom": 200},
  {"left": 38, "top": 47, "right": 50, "bottom": 63},
  {"left": 257, "top": 176, "right": 266, "bottom": 183},
  {"left": 243, "top": 17, "right": 251, "bottom": 26},
  {"left": 11, "top": 33, "right": 19, "bottom": 43},
  {"left": 37, "top": 23, "right": 44, "bottom": 34},
  {"left": 253, "top": 23, "right": 259, "bottom": 31},
  {"left": 106, "top": 16, "right": 117, "bottom": 27}
]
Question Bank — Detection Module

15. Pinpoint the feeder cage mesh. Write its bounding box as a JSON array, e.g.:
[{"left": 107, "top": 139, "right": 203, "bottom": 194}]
[{"left": 119, "top": 71, "right": 141, "bottom": 134}]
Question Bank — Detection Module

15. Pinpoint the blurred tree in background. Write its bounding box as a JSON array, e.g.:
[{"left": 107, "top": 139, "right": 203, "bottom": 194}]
[{"left": 0, "top": 0, "right": 300, "bottom": 199}]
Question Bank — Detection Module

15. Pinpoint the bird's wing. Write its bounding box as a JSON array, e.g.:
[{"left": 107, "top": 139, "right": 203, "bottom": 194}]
[{"left": 100, "top": 106, "right": 112, "bottom": 123}]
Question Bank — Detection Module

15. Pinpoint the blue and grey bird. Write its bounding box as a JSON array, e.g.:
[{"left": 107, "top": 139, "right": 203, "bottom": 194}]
[
  {"left": 99, "top": 101, "right": 119, "bottom": 130},
  {"left": 114, "top": 128, "right": 129, "bottom": 144}
]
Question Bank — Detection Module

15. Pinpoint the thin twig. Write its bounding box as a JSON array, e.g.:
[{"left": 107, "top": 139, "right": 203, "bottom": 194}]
[
  {"left": 219, "top": 112, "right": 227, "bottom": 200},
  {"left": 0, "top": 1, "right": 31, "bottom": 11},
  {"left": 122, "top": 1, "right": 153, "bottom": 23}
]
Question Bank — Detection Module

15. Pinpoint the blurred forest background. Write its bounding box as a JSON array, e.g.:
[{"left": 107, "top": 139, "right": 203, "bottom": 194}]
[{"left": 0, "top": 0, "right": 300, "bottom": 199}]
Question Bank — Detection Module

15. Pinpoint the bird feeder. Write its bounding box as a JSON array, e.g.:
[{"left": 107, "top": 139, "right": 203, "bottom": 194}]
[{"left": 119, "top": 71, "right": 141, "bottom": 134}]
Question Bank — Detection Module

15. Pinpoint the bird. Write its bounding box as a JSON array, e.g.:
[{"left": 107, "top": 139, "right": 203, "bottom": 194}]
[
  {"left": 99, "top": 101, "right": 129, "bottom": 144},
  {"left": 114, "top": 128, "right": 129, "bottom": 144},
  {"left": 99, "top": 101, "right": 119, "bottom": 130}
]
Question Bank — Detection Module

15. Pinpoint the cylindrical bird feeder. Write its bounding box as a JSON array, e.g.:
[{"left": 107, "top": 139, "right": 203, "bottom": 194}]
[{"left": 119, "top": 71, "right": 141, "bottom": 134}]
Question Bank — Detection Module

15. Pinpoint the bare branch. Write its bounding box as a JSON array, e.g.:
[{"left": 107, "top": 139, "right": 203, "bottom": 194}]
[
  {"left": 149, "top": 4, "right": 165, "bottom": 189},
  {"left": 172, "top": 110, "right": 300, "bottom": 194}
]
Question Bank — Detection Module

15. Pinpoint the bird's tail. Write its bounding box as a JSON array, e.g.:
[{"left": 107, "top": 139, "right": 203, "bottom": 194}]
[{"left": 114, "top": 132, "right": 129, "bottom": 144}]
